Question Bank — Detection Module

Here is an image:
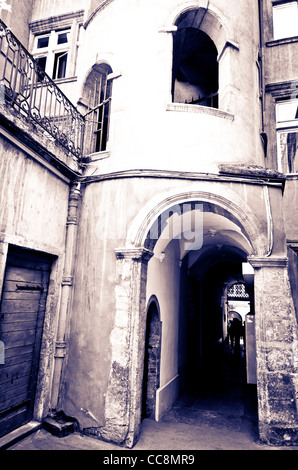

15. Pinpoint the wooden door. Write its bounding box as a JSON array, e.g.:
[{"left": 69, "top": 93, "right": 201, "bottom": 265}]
[{"left": 0, "top": 246, "right": 52, "bottom": 438}]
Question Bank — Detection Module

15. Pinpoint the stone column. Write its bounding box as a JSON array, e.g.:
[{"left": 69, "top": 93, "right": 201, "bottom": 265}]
[
  {"left": 249, "top": 256, "right": 298, "bottom": 446},
  {"left": 99, "top": 247, "right": 153, "bottom": 448}
]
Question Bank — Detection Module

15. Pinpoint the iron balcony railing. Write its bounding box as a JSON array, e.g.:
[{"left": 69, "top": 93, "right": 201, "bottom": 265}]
[{"left": 0, "top": 19, "right": 85, "bottom": 160}]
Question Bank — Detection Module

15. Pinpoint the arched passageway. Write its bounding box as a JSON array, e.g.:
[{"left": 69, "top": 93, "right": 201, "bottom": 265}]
[{"left": 144, "top": 200, "right": 258, "bottom": 430}]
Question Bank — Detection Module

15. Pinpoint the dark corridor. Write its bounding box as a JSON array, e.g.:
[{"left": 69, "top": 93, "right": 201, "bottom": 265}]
[
  {"left": 170, "top": 253, "right": 258, "bottom": 437},
  {"left": 164, "top": 341, "right": 258, "bottom": 438}
]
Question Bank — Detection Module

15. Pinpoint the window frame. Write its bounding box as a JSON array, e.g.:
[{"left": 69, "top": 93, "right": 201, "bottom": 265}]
[
  {"left": 166, "top": 7, "right": 238, "bottom": 115},
  {"left": 29, "top": 10, "right": 84, "bottom": 81},
  {"left": 80, "top": 63, "right": 113, "bottom": 156},
  {"left": 276, "top": 98, "right": 298, "bottom": 173},
  {"left": 32, "top": 28, "right": 71, "bottom": 80},
  {"left": 171, "top": 15, "right": 219, "bottom": 109},
  {"left": 272, "top": 0, "right": 298, "bottom": 40}
]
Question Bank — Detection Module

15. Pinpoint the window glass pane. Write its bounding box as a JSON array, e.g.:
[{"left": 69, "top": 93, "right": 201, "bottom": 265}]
[
  {"left": 35, "top": 56, "right": 47, "bottom": 82},
  {"left": 273, "top": 2, "right": 298, "bottom": 39},
  {"left": 277, "top": 131, "right": 298, "bottom": 173},
  {"left": 35, "top": 56, "right": 47, "bottom": 71},
  {"left": 53, "top": 51, "right": 68, "bottom": 79},
  {"left": 276, "top": 100, "right": 298, "bottom": 123},
  {"left": 57, "top": 30, "right": 69, "bottom": 45},
  {"left": 37, "top": 36, "right": 49, "bottom": 49}
]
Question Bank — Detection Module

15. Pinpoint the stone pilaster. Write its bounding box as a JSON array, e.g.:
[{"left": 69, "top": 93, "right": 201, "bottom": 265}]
[
  {"left": 99, "top": 247, "right": 153, "bottom": 447},
  {"left": 248, "top": 256, "right": 298, "bottom": 445}
]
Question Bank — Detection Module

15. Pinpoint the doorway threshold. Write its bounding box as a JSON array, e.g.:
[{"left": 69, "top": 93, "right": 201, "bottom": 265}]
[{"left": 0, "top": 421, "right": 41, "bottom": 450}]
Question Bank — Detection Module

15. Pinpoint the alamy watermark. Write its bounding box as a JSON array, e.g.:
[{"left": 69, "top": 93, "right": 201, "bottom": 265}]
[
  {"left": 95, "top": 203, "right": 204, "bottom": 250},
  {"left": 148, "top": 203, "right": 204, "bottom": 251}
]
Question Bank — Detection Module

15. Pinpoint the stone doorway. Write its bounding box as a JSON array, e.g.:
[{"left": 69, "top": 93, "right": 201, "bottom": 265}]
[
  {"left": 0, "top": 245, "right": 53, "bottom": 438},
  {"left": 142, "top": 297, "right": 161, "bottom": 420}
]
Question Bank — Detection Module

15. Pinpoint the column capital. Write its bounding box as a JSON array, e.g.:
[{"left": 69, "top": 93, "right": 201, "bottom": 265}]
[
  {"left": 115, "top": 247, "right": 153, "bottom": 262},
  {"left": 248, "top": 256, "right": 288, "bottom": 268}
]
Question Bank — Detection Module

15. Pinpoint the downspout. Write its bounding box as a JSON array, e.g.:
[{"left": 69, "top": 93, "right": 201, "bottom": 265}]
[
  {"left": 50, "top": 181, "right": 81, "bottom": 411},
  {"left": 264, "top": 184, "right": 274, "bottom": 257},
  {"left": 258, "top": 0, "right": 265, "bottom": 132},
  {"left": 258, "top": 0, "right": 268, "bottom": 157},
  {"left": 259, "top": 1, "right": 273, "bottom": 257}
]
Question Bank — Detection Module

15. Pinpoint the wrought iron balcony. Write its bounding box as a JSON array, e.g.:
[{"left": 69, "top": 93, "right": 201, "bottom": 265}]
[{"left": 0, "top": 19, "right": 85, "bottom": 160}]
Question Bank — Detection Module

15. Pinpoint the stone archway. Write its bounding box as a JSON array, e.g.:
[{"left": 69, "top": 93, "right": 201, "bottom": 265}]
[
  {"left": 99, "top": 189, "right": 298, "bottom": 448},
  {"left": 99, "top": 192, "right": 260, "bottom": 446}
]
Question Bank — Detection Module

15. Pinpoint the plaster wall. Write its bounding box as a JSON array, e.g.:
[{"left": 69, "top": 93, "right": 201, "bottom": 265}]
[
  {"left": 30, "top": 0, "right": 86, "bottom": 22},
  {"left": 265, "top": 43, "right": 298, "bottom": 84},
  {"left": 262, "top": 0, "right": 298, "bottom": 334},
  {"left": 262, "top": 0, "right": 298, "bottom": 229},
  {"left": 262, "top": 0, "right": 298, "bottom": 84},
  {"left": 0, "top": 136, "right": 69, "bottom": 251},
  {"left": 1, "top": 0, "right": 34, "bottom": 47},
  {"left": 1, "top": 0, "right": 298, "bottom": 448},
  {"left": 72, "top": 0, "right": 264, "bottom": 175},
  {"left": 283, "top": 179, "right": 298, "bottom": 241},
  {"left": 0, "top": 132, "right": 70, "bottom": 420},
  {"left": 62, "top": 173, "right": 281, "bottom": 431},
  {"left": 146, "top": 239, "right": 181, "bottom": 389}
]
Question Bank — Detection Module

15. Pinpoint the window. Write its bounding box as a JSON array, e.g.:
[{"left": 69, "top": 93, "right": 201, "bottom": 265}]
[
  {"left": 227, "top": 283, "right": 249, "bottom": 300},
  {"left": 81, "top": 63, "right": 113, "bottom": 154},
  {"left": 53, "top": 51, "right": 68, "bottom": 79},
  {"left": 276, "top": 99, "right": 298, "bottom": 173},
  {"left": 172, "top": 9, "right": 219, "bottom": 108},
  {"left": 33, "top": 29, "right": 71, "bottom": 80},
  {"left": 29, "top": 10, "right": 84, "bottom": 80},
  {"left": 273, "top": 1, "right": 298, "bottom": 40}
]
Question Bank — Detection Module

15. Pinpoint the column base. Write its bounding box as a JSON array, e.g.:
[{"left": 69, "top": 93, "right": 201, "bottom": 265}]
[{"left": 259, "top": 423, "right": 298, "bottom": 446}]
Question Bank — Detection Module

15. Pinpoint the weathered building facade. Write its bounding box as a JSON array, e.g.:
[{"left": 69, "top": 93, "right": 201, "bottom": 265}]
[{"left": 1, "top": 0, "right": 298, "bottom": 448}]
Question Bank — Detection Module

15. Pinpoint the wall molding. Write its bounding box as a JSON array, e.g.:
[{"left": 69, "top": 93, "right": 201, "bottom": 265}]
[{"left": 248, "top": 256, "right": 288, "bottom": 268}]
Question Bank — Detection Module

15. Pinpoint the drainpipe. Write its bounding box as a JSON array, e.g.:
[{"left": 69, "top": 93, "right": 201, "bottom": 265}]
[
  {"left": 258, "top": 0, "right": 273, "bottom": 257},
  {"left": 50, "top": 181, "right": 81, "bottom": 411},
  {"left": 258, "top": 0, "right": 268, "bottom": 156},
  {"left": 264, "top": 184, "right": 274, "bottom": 257}
]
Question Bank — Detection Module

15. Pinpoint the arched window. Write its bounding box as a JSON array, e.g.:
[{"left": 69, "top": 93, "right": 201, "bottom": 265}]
[
  {"left": 81, "top": 63, "right": 113, "bottom": 155},
  {"left": 172, "top": 9, "right": 219, "bottom": 108}
]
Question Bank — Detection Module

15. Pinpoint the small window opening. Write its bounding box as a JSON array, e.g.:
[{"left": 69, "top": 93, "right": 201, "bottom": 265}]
[
  {"left": 82, "top": 63, "right": 113, "bottom": 154},
  {"left": 172, "top": 17, "right": 218, "bottom": 108}
]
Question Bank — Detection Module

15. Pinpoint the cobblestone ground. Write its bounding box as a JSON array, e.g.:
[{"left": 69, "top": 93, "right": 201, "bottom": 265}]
[{"left": 9, "top": 343, "right": 298, "bottom": 451}]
